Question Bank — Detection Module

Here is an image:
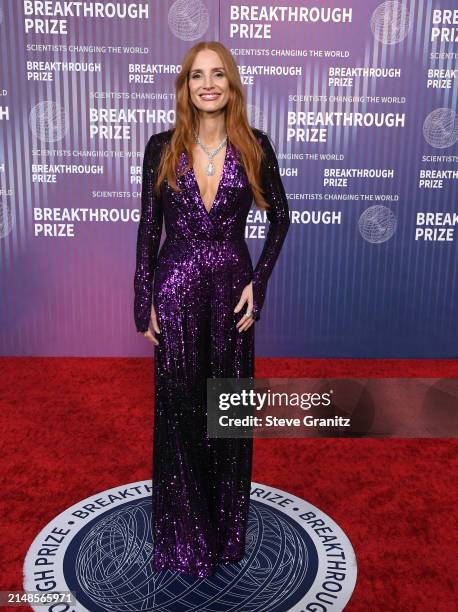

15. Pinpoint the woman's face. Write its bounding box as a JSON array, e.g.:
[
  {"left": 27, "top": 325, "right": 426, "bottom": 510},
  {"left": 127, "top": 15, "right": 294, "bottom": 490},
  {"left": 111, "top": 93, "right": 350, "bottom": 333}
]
[{"left": 188, "top": 49, "right": 229, "bottom": 117}]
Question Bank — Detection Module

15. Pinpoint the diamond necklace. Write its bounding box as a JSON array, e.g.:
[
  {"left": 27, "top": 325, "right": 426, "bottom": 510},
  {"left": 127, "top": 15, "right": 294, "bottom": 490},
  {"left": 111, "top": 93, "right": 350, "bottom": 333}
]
[{"left": 192, "top": 128, "right": 227, "bottom": 176}]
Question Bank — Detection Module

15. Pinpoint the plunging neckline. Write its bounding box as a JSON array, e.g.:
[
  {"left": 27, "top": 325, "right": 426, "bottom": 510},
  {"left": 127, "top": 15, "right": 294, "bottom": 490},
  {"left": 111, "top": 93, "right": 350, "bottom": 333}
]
[{"left": 191, "top": 142, "right": 228, "bottom": 216}]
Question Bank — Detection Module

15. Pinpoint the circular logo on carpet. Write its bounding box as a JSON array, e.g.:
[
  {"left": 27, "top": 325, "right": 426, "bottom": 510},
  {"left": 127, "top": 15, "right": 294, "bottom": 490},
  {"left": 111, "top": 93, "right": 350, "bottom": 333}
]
[{"left": 23, "top": 481, "right": 357, "bottom": 611}]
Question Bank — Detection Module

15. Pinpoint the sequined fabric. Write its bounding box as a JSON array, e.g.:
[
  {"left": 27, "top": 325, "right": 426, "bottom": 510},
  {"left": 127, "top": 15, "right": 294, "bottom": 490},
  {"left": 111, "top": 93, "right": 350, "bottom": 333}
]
[{"left": 134, "top": 127, "right": 290, "bottom": 578}]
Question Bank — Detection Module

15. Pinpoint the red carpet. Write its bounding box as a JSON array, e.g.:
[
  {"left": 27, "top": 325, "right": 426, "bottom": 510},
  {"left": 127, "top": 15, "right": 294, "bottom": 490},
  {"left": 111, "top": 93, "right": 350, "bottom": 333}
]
[{"left": 1, "top": 357, "right": 457, "bottom": 611}]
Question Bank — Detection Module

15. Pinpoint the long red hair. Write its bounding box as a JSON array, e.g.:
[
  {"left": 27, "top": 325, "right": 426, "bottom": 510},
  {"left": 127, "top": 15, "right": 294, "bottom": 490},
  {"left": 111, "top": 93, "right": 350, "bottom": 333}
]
[{"left": 154, "top": 41, "right": 270, "bottom": 211}]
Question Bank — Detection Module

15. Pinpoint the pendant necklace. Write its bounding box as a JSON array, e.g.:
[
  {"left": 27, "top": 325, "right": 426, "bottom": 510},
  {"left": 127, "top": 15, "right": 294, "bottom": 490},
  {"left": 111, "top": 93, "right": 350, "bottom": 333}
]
[{"left": 193, "top": 128, "right": 227, "bottom": 176}]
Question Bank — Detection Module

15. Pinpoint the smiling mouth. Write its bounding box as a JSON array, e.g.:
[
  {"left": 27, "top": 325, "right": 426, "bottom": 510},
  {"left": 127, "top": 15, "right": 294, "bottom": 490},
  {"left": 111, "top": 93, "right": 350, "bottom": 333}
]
[{"left": 199, "top": 93, "right": 220, "bottom": 100}]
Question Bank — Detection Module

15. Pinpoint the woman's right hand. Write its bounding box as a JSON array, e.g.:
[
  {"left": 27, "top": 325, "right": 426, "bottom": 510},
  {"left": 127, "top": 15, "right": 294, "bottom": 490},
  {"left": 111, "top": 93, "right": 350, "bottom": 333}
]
[{"left": 143, "top": 304, "right": 161, "bottom": 346}]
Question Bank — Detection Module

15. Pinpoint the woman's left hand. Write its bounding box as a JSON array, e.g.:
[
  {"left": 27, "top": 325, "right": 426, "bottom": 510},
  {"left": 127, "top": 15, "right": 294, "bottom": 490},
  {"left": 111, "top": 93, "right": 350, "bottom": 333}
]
[{"left": 234, "top": 281, "right": 255, "bottom": 333}]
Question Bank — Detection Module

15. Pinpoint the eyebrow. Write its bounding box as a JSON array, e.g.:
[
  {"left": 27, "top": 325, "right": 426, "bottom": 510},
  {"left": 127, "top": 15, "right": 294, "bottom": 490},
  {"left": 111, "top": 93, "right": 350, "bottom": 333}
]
[{"left": 190, "top": 67, "right": 225, "bottom": 74}]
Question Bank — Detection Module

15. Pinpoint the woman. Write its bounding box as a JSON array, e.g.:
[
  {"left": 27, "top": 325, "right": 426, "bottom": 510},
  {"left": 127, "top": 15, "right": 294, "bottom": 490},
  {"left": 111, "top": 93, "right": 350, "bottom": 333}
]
[{"left": 134, "top": 41, "right": 290, "bottom": 578}]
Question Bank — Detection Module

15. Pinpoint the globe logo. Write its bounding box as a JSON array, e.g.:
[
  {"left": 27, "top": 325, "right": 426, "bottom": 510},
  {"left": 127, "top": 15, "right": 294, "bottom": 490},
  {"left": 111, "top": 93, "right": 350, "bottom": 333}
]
[
  {"left": 246, "top": 104, "right": 267, "bottom": 133},
  {"left": 67, "top": 500, "right": 315, "bottom": 611},
  {"left": 72, "top": 504, "right": 153, "bottom": 610},
  {"left": 358, "top": 205, "right": 397, "bottom": 244},
  {"left": 370, "top": 1, "right": 411, "bottom": 45},
  {"left": 23, "top": 481, "right": 357, "bottom": 611},
  {"left": 423, "top": 108, "right": 458, "bottom": 149},
  {"left": 0, "top": 201, "right": 14, "bottom": 239},
  {"left": 168, "top": 0, "right": 209, "bottom": 41},
  {"left": 29, "top": 101, "right": 69, "bottom": 143}
]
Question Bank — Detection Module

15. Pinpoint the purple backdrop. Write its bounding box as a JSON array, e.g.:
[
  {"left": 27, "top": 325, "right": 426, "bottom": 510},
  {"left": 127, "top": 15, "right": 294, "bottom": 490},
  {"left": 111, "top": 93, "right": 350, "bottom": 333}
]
[{"left": 0, "top": 0, "right": 457, "bottom": 357}]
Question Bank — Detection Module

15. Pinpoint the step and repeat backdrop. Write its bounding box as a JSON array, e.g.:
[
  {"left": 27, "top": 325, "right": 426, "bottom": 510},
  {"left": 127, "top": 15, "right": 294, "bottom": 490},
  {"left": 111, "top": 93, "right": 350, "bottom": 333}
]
[{"left": 0, "top": 0, "right": 457, "bottom": 357}]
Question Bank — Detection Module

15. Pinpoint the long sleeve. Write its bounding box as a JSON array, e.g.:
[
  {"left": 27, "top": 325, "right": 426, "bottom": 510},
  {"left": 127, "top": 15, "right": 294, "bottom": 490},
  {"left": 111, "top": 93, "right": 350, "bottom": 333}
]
[
  {"left": 251, "top": 131, "right": 291, "bottom": 321},
  {"left": 134, "top": 134, "right": 164, "bottom": 333}
]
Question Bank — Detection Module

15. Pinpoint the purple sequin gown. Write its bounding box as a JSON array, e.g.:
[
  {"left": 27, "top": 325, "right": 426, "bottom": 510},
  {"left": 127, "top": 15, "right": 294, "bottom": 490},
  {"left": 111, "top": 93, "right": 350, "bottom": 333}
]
[{"left": 134, "top": 127, "right": 290, "bottom": 578}]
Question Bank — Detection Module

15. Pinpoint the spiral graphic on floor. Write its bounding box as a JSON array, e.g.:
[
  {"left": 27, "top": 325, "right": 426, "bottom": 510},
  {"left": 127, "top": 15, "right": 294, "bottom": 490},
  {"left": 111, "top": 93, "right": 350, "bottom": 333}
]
[{"left": 23, "top": 481, "right": 357, "bottom": 611}]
